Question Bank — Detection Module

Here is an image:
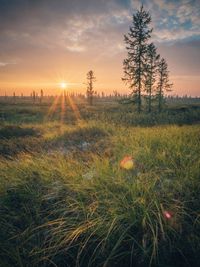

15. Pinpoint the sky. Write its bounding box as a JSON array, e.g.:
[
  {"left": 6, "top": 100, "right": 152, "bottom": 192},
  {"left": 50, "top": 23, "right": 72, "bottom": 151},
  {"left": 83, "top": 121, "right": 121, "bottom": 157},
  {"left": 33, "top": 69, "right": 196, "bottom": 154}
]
[{"left": 0, "top": 0, "right": 199, "bottom": 96}]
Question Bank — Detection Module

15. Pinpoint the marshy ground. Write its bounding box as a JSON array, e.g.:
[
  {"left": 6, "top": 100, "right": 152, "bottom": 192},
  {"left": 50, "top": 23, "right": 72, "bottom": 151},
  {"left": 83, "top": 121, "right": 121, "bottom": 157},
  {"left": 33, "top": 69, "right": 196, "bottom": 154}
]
[{"left": 0, "top": 97, "right": 200, "bottom": 266}]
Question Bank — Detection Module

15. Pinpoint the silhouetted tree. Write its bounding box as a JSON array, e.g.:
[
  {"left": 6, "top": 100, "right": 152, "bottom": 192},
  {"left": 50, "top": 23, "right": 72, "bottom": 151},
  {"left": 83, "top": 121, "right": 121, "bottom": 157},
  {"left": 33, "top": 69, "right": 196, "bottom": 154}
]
[
  {"left": 144, "top": 43, "right": 160, "bottom": 112},
  {"left": 156, "top": 58, "right": 172, "bottom": 112},
  {"left": 122, "top": 5, "right": 152, "bottom": 112},
  {"left": 113, "top": 90, "right": 118, "bottom": 98},
  {"left": 40, "top": 89, "right": 44, "bottom": 103},
  {"left": 13, "top": 92, "right": 16, "bottom": 103},
  {"left": 33, "top": 91, "right": 36, "bottom": 102},
  {"left": 86, "top": 70, "right": 96, "bottom": 105}
]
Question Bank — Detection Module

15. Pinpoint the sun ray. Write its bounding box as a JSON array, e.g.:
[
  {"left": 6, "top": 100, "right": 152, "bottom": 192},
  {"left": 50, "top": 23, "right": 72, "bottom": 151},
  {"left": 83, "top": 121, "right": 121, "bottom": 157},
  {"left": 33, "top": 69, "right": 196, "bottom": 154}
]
[
  {"left": 60, "top": 91, "right": 66, "bottom": 123},
  {"left": 67, "top": 95, "right": 82, "bottom": 121},
  {"left": 46, "top": 94, "right": 61, "bottom": 119}
]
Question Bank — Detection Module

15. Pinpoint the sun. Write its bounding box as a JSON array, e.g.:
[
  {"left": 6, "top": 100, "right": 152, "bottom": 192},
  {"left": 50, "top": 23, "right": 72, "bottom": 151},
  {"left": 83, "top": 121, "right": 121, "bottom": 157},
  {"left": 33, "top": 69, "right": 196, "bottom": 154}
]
[{"left": 60, "top": 82, "right": 67, "bottom": 89}]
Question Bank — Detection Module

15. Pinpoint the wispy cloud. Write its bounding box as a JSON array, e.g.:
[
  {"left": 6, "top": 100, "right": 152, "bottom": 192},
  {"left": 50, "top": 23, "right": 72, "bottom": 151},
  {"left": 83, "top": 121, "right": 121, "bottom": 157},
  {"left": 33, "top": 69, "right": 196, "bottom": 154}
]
[
  {"left": 0, "top": 61, "right": 17, "bottom": 67},
  {"left": 0, "top": 0, "right": 199, "bottom": 52},
  {"left": 148, "top": 0, "right": 200, "bottom": 43}
]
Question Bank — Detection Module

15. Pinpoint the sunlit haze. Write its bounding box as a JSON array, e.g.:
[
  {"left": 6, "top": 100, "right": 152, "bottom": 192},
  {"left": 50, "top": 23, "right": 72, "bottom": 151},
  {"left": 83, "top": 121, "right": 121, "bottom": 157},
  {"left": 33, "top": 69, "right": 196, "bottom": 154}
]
[{"left": 0, "top": 0, "right": 199, "bottom": 96}]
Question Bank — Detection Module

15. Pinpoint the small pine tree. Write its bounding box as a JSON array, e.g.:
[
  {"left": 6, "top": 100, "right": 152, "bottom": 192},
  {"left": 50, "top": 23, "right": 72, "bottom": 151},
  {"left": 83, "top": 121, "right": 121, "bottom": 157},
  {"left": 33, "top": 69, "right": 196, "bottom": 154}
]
[
  {"left": 156, "top": 58, "right": 172, "bottom": 112},
  {"left": 122, "top": 5, "right": 152, "bottom": 113},
  {"left": 86, "top": 70, "right": 96, "bottom": 105},
  {"left": 144, "top": 43, "right": 160, "bottom": 112}
]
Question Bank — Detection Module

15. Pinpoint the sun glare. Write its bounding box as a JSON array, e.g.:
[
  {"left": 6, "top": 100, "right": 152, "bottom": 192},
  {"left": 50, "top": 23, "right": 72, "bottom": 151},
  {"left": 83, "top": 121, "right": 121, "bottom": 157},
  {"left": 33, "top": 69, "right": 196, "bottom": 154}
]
[{"left": 60, "top": 82, "right": 67, "bottom": 89}]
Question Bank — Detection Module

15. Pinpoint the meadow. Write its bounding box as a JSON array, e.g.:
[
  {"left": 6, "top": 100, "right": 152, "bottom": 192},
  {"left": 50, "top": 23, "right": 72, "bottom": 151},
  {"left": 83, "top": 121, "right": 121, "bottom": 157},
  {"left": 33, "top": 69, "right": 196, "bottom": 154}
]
[{"left": 0, "top": 96, "right": 200, "bottom": 267}]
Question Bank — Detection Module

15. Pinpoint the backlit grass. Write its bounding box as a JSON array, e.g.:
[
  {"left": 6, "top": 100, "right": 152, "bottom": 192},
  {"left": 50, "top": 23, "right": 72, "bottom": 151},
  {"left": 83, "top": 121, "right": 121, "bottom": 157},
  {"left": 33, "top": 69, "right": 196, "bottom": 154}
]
[{"left": 0, "top": 100, "right": 200, "bottom": 266}]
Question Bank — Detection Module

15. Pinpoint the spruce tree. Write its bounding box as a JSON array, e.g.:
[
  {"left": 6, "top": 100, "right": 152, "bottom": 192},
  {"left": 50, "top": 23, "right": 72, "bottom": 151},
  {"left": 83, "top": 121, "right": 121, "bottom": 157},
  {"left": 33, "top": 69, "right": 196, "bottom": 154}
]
[
  {"left": 156, "top": 58, "right": 172, "bottom": 112},
  {"left": 86, "top": 70, "right": 96, "bottom": 106},
  {"left": 122, "top": 5, "right": 152, "bottom": 113},
  {"left": 144, "top": 43, "right": 160, "bottom": 112}
]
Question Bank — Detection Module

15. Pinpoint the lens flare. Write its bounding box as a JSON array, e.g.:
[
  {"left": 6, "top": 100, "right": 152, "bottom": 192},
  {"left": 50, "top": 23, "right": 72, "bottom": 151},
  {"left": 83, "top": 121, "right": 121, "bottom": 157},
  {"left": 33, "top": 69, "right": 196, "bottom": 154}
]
[
  {"left": 163, "top": 210, "right": 172, "bottom": 219},
  {"left": 120, "top": 156, "right": 135, "bottom": 170}
]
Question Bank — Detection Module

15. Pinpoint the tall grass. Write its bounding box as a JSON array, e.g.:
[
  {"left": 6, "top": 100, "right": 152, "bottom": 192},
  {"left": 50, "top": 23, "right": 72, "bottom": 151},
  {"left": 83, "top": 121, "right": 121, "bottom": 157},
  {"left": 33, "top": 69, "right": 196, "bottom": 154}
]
[{"left": 0, "top": 120, "right": 199, "bottom": 266}]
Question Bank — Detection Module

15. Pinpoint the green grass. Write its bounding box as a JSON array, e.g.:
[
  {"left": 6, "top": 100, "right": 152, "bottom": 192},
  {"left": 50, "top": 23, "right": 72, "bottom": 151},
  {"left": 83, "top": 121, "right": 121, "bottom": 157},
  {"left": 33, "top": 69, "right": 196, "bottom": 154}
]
[{"left": 0, "top": 99, "right": 200, "bottom": 266}]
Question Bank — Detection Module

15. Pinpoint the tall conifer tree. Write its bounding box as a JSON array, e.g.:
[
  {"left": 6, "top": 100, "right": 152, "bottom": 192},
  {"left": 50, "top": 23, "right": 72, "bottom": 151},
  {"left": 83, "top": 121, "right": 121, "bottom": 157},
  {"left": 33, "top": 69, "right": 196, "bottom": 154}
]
[
  {"left": 144, "top": 43, "right": 160, "bottom": 112},
  {"left": 156, "top": 58, "right": 172, "bottom": 112},
  {"left": 122, "top": 5, "right": 152, "bottom": 113}
]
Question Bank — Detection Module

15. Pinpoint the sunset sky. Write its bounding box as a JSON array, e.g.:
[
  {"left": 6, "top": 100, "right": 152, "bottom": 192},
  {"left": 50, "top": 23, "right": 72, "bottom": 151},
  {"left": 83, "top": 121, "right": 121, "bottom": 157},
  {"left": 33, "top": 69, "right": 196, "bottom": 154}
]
[{"left": 0, "top": 0, "right": 199, "bottom": 96}]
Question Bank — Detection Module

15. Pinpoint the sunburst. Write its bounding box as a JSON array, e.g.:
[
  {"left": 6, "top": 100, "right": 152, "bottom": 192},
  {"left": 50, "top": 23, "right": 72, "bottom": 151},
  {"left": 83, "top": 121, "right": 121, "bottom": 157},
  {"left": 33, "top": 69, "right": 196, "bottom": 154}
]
[
  {"left": 46, "top": 91, "right": 82, "bottom": 123},
  {"left": 60, "top": 82, "right": 67, "bottom": 89}
]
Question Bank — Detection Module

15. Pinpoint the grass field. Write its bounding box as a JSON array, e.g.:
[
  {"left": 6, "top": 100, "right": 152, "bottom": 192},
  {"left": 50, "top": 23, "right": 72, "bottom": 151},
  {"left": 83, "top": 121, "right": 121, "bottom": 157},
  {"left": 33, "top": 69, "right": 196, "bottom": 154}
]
[{"left": 0, "top": 97, "right": 200, "bottom": 267}]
